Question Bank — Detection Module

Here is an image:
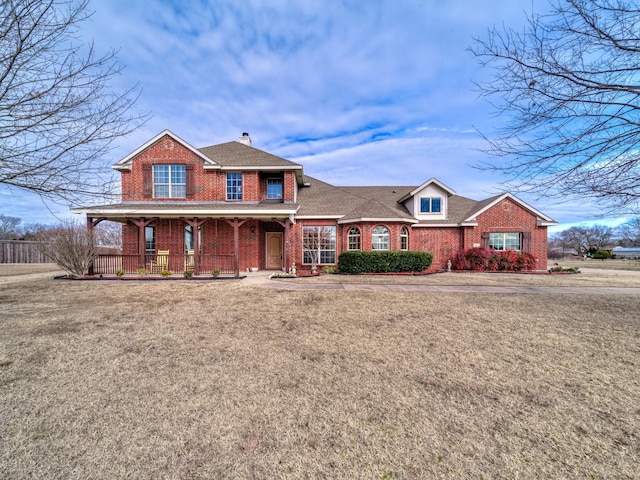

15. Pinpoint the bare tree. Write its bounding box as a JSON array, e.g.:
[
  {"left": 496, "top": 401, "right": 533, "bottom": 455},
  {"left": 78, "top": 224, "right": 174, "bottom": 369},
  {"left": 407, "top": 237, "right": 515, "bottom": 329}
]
[
  {"left": 618, "top": 217, "right": 640, "bottom": 246},
  {"left": 558, "top": 225, "right": 614, "bottom": 256},
  {"left": 36, "top": 220, "right": 96, "bottom": 277},
  {"left": 94, "top": 220, "right": 121, "bottom": 248},
  {"left": 470, "top": 1, "right": 640, "bottom": 213},
  {"left": 0, "top": 214, "right": 21, "bottom": 239},
  {"left": 0, "top": 0, "right": 146, "bottom": 204}
]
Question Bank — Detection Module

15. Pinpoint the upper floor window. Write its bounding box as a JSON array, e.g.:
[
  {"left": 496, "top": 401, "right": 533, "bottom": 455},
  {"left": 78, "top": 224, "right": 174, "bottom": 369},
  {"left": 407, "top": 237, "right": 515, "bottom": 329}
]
[
  {"left": 489, "top": 232, "right": 521, "bottom": 251},
  {"left": 420, "top": 197, "right": 441, "bottom": 213},
  {"left": 227, "top": 173, "right": 243, "bottom": 200},
  {"left": 267, "top": 178, "right": 283, "bottom": 199},
  {"left": 400, "top": 227, "right": 409, "bottom": 250},
  {"left": 154, "top": 165, "right": 186, "bottom": 198},
  {"left": 348, "top": 227, "right": 361, "bottom": 250},
  {"left": 372, "top": 226, "right": 390, "bottom": 250}
]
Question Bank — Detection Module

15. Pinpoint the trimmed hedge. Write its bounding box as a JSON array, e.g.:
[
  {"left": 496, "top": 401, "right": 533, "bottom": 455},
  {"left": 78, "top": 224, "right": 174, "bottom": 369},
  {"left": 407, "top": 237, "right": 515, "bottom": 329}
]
[{"left": 338, "top": 250, "right": 433, "bottom": 274}]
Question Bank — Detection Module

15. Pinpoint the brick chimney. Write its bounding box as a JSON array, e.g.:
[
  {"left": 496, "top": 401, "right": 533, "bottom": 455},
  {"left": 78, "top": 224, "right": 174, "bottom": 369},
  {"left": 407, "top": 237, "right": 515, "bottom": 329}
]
[{"left": 239, "top": 132, "right": 251, "bottom": 146}]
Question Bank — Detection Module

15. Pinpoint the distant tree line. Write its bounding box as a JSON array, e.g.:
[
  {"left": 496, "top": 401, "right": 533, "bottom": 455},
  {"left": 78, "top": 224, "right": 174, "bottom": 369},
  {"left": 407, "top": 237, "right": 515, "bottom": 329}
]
[
  {"left": 549, "top": 218, "right": 640, "bottom": 258},
  {"left": 0, "top": 214, "right": 121, "bottom": 247}
]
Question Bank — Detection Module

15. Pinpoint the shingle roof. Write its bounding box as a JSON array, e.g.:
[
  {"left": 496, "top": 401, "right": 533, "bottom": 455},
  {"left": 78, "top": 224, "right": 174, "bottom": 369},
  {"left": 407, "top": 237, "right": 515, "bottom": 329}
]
[
  {"left": 198, "top": 141, "right": 303, "bottom": 168},
  {"left": 297, "top": 178, "right": 488, "bottom": 225}
]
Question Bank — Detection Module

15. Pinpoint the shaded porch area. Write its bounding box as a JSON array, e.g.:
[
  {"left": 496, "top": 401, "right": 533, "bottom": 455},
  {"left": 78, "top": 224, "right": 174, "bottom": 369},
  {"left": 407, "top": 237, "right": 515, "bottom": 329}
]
[
  {"left": 86, "top": 213, "right": 294, "bottom": 277},
  {"left": 91, "top": 253, "right": 236, "bottom": 276}
]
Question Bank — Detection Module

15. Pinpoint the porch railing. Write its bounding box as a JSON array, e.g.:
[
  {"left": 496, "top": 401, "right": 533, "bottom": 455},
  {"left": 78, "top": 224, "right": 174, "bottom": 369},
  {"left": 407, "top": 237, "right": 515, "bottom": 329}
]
[{"left": 92, "top": 254, "right": 236, "bottom": 275}]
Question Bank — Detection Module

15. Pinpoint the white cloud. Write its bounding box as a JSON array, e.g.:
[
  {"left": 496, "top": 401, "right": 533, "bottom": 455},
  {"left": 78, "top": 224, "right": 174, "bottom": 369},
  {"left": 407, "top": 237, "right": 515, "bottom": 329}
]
[{"left": 1, "top": 0, "right": 608, "bottom": 227}]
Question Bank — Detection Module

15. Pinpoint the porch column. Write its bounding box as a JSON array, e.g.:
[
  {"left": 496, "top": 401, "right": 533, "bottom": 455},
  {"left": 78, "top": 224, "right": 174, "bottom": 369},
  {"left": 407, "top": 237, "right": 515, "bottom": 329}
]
[
  {"left": 223, "top": 217, "right": 251, "bottom": 277},
  {"left": 86, "top": 216, "right": 106, "bottom": 275},
  {"left": 129, "top": 217, "right": 158, "bottom": 269},
  {"left": 271, "top": 217, "right": 291, "bottom": 272},
  {"left": 180, "top": 217, "right": 208, "bottom": 275}
]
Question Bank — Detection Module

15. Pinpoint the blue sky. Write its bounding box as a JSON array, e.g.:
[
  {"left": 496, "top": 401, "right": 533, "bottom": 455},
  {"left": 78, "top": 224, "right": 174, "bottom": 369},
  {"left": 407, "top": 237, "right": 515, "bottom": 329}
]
[{"left": 0, "top": 0, "right": 629, "bottom": 232}]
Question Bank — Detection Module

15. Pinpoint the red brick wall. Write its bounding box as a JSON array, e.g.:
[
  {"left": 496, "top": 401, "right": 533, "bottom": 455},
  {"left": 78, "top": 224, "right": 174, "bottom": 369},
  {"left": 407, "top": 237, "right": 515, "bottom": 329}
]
[
  {"left": 122, "top": 218, "right": 264, "bottom": 272},
  {"left": 122, "top": 202, "right": 548, "bottom": 273},
  {"left": 474, "top": 198, "right": 548, "bottom": 269},
  {"left": 288, "top": 199, "right": 548, "bottom": 272},
  {"left": 122, "top": 135, "right": 296, "bottom": 203},
  {"left": 119, "top": 137, "right": 548, "bottom": 271}
]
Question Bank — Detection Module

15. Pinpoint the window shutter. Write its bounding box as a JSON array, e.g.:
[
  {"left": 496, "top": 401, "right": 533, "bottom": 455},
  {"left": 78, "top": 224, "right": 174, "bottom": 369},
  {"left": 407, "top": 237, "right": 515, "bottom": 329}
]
[
  {"left": 143, "top": 164, "right": 152, "bottom": 198},
  {"left": 522, "top": 232, "right": 531, "bottom": 252},
  {"left": 481, "top": 232, "right": 489, "bottom": 249},
  {"left": 186, "top": 164, "right": 195, "bottom": 198}
]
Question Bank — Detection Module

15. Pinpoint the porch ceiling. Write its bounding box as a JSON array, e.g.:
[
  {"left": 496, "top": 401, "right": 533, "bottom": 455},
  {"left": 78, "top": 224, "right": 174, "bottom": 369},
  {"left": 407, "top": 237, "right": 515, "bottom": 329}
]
[{"left": 71, "top": 202, "right": 299, "bottom": 221}]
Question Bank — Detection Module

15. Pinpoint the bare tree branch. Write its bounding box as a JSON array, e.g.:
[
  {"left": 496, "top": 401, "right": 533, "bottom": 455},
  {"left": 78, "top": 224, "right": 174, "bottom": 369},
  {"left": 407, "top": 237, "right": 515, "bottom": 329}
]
[
  {"left": 470, "top": 0, "right": 640, "bottom": 213},
  {"left": 0, "top": 0, "right": 147, "bottom": 204}
]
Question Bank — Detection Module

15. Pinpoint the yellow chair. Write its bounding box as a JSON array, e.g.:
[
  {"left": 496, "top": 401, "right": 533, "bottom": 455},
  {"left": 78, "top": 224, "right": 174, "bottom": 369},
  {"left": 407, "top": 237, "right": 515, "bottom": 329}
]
[
  {"left": 185, "top": 249, "right": 195, "bottom": 272},
  {"left": 150, "top": 250, "right": 169, "bottom": 273}
]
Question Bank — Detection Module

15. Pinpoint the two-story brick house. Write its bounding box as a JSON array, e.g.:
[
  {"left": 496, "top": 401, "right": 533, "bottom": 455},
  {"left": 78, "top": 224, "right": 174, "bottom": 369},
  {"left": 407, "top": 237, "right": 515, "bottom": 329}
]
[{"left": 73, "top": 130, "right": 557, "bottom": 275}]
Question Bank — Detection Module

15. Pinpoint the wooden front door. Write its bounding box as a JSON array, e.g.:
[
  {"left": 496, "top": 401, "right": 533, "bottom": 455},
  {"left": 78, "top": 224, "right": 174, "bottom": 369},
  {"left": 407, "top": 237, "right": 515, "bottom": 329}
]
[{"left": 266, "top": 232, "right": 283, "bottom": 270}]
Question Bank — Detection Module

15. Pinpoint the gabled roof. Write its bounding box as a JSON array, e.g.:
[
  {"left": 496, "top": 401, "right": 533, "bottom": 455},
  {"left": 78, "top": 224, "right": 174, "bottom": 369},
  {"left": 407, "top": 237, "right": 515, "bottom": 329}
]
[
  {"left": 397, "top": 177, "right": 456, "bottom": 203},
  {"left": 462, "top": 192, "right": 557, "bottom": 226},
  {"left": 199, "top": 141, "right": 305, "bottom": 185},
  {"left": 112, "top": 130, "right": 216, "bottom": 171},
  {"left": 198, "top": 141, "right": 303, "bottom": 169}
]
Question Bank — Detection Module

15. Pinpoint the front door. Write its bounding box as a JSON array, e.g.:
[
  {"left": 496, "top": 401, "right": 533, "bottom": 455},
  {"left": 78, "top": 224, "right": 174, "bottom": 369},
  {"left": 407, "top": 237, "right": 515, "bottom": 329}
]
[{"left": 266, "top": 232, "right": 283, "bottom": 270}]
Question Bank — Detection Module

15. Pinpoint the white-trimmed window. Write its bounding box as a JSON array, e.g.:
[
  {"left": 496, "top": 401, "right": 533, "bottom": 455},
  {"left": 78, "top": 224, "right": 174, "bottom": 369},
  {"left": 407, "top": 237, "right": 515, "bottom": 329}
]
[
  {"left": 400, "top": 226, "right": 409, "bottom": 250},
  {"left": 154, "top": 165, "right": 186, "bottom": 198},
  {"left": 303, "top": 226, "right": 336, "bottom": 264},
  {"left": 184, "top": 225, "right": 201, "bottom": 252},
  {"left": 372, "top": 226, "right": 390, "bottom": 250},
  {"left": 145, "top": 225, "right": 155, "bottom": 255},
  {"left": 420, "top": 197, "right": 441, "bottom": 213},
  {"left": 489, "top": 232, "right": 521, "bottom": 251},
  {"left": 226, "top": 172, "right": 243, "bottom": 200},
  {"left": 267, "top": 178, "right": 283, "bottom": 199},
  {"left": 348, "top": 227, "right": 361, "bottom": 250}
]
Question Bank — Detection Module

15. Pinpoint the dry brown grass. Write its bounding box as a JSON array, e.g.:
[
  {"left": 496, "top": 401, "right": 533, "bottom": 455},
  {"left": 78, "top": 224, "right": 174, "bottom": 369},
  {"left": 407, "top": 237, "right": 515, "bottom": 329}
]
[
  {"left": 285, "top": 269, "right": 640, "bottom": 288},
  {"left": 1, "top": 267, "right": 638, "bottom": 479},
  {"left": 558, "top": 257, "right": 640, "bottom": 271}
]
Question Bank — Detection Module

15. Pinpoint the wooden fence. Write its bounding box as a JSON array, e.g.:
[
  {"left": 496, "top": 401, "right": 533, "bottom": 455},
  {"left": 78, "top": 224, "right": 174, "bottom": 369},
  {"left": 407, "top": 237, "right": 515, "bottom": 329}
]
[{"left": 0, "top": 240, "right": 51, "bottom": 263}]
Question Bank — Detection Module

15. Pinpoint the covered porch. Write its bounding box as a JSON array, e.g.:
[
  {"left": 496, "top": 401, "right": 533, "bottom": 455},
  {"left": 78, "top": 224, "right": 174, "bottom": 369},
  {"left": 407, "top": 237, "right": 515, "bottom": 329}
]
[{"left": 75, "top": 203, "right": 297, "bottom": 277}]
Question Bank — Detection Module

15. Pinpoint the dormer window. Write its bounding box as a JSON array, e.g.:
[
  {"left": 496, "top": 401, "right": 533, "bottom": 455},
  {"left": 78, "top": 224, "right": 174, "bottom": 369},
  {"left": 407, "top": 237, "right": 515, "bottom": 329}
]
[
  {"left": 267, "top": 178, "right": 283, "bottom": 199},
  {"left": 153, "top": 165, "right": 186, "bottom": 198},
  {"left": 420, "top": 197, "right": 441, "bottom": 213}
]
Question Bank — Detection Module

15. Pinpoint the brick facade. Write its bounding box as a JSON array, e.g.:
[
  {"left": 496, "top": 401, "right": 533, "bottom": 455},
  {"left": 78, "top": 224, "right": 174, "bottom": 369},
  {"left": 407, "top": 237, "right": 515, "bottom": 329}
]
[
  {"left": 82, "top": 131, "right": 553, "bottom": 275},
  {"left": 121, "top": 135, "right": 295, "bottom": 203}
]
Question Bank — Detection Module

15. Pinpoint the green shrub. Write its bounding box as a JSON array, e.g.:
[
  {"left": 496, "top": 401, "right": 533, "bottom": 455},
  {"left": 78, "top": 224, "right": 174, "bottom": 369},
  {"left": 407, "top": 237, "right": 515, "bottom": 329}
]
[
  {"left": 322, "top": 265, "right": 338, "bottom": 274},
  {"left": 136, "top": 267, "right": 148, "bottom": 276},
  {"left": 211, "top": 269, "right": 220, "bottom": 277},
  {"left": 591, "top": 249, "right": 612, "bottom": 259},
  {"left": 115, "top": 269, "right": 125, "bottom": 277},
  {"left": 183, "top": 270, "right": 193, "bottom": 278},
  {"left": 338, "top": 251, "right": 432, "bottom": 274},
  {"left": 160, "top": 269, "right": 172, "bottom": 277}
]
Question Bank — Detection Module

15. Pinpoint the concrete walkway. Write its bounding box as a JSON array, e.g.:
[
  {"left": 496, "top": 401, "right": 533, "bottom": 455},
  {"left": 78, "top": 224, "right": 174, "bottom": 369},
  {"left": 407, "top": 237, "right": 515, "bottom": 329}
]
[{"left": 241, "top": 271, "right": 640, "bottom": 295}]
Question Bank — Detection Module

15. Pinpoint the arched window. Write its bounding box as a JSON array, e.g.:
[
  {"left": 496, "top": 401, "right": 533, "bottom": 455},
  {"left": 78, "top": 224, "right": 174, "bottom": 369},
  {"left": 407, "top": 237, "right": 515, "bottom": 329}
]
[
  {"left": 372, "top": 226, "right": 390, "bottom": 250},
  {"left": 348, "top": 227, "right": 361, "bottom": 250},
  {"left": 400, "top": 226, "right": 409, "bottom": 250}
]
